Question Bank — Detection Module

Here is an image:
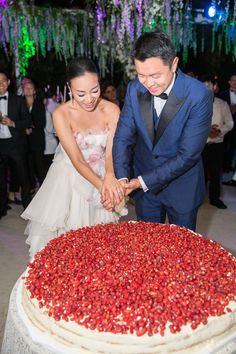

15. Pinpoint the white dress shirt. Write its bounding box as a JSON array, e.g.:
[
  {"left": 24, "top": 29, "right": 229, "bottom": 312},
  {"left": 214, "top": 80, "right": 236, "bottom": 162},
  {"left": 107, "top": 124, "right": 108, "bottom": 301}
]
[
  {"left": 230, "top": 90, "right": 236, "bottom": 105},
  {"left": 207, "top": 97, "right": 234, "bottom": 144},
  {"left": 153, "top": 74, "right": 176, "bottom": 116},
  {"left": 0, "top": 91, "right": 12, "bottom": 139}
]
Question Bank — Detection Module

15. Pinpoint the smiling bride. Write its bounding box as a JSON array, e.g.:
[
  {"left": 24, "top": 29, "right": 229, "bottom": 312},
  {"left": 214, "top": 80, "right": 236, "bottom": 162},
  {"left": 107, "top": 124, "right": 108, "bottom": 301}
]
[{"left": 22, "top": 57, "right": 127, "bottom": 259}]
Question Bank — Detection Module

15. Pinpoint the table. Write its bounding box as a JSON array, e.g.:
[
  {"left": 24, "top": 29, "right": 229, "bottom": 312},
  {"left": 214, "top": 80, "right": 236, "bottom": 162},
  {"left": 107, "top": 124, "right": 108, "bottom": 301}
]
[{"left": 1, "top": 276, "right": 55, "bottom": 354}]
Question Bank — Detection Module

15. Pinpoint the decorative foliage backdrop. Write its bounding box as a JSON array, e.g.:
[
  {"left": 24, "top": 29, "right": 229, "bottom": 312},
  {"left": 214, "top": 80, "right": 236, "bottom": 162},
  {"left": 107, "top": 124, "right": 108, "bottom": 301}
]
[
  {"left": 0, "top": 1, "right": 94, "bottom": 78},
  {"left": 0, "top": 0, "right": 236, "bottom": 81},
  {"left": 95, "top": 0, "right": 196, "bottom": 79}
]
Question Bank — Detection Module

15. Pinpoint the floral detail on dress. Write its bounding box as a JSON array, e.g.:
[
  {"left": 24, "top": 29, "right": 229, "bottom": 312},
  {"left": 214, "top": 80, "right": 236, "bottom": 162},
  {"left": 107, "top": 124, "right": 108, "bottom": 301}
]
[
  {"left": 74, "top": 129, "right": 109, "bottom": 179},
  {"left": 74, "top": 132, "right": 90, "bottom": 149}
]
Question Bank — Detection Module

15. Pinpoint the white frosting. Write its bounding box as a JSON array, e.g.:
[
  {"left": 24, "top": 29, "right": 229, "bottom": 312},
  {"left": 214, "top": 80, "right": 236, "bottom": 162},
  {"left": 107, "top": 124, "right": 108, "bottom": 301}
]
[{"left": 21, "top": 283, "right": 236, "bottom": 354}]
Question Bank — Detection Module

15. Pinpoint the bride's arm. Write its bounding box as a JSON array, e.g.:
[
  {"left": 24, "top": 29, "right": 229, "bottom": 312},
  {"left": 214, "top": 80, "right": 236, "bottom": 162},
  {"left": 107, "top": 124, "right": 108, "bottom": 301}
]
[
  {"left": 52, "top": 108, "right": 103, "bottom": 191},
  {"left": 101, "top": 104, "right": 124, "bottom": 207}
]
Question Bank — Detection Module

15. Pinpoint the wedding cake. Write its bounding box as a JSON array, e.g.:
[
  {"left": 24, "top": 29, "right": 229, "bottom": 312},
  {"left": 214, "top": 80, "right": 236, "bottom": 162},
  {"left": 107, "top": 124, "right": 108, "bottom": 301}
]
[{"left": 22, "top": 221, "right": 236, "bottom": 353}]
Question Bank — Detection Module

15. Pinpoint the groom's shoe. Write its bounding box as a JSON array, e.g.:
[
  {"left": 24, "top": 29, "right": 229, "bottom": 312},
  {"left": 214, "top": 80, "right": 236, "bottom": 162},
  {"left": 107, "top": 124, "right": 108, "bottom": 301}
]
[{"left": 222, "top": 180, "right": 236, "bottom": 187}]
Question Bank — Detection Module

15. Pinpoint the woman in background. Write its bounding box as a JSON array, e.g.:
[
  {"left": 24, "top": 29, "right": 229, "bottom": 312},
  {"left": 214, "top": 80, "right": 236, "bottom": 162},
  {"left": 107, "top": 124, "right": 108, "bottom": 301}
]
[
  {"left": 43, "top": 89, "right": 59, "bottom": 174},
  {"left": 23, "top": 80, "right": 46, "bottom": 192},
  {"left": 101, "top": 81, "right": 123, "bottom": 108}
]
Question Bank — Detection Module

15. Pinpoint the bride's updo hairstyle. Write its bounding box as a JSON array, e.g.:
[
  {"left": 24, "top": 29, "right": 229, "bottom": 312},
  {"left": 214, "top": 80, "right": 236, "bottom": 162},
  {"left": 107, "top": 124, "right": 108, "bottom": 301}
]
[{"left": 66, "top": 57, "right": 99, "bottom": 83}]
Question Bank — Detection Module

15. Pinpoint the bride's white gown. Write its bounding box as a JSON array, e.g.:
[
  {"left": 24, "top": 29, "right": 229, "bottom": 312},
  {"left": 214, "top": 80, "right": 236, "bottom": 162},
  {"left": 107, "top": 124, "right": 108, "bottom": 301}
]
[{"left": 22, "top": 129, "right": 127, "bottom": 259}]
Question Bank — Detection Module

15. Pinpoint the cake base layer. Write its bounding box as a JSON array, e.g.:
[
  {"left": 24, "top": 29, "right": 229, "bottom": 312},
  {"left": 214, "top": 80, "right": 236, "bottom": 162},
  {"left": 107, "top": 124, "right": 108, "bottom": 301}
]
[
  {"left": 22, "top": 222, "right": 236, "bottom": 354},
  {"left": 21, "top": 282, "right": 236, "bottom": 353}
]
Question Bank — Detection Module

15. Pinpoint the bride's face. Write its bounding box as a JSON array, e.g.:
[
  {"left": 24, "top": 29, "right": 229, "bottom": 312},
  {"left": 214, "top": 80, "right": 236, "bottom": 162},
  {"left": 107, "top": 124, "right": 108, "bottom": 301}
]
[{"left": 70, "top": 72, "right": 100, "bottom": 111}]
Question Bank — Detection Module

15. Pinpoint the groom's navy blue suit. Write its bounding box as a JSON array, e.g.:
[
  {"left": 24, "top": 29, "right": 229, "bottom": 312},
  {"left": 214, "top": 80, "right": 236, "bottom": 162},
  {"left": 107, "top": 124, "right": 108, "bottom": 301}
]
[{"left": 113, "top": 70, "right": 213, "bottom": 230}]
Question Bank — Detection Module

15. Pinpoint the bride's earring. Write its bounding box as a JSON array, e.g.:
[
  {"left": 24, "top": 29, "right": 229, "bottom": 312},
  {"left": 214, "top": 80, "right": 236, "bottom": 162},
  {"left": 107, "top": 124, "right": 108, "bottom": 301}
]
[{"left": 67, "top": 84, "right": 73, "bottom": 103}]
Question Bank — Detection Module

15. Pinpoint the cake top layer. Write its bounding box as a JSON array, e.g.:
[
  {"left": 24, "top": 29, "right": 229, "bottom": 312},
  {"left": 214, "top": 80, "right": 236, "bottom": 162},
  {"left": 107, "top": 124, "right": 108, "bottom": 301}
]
[{"left": 24, "top": 222, "right": 236, "bottom": 337}]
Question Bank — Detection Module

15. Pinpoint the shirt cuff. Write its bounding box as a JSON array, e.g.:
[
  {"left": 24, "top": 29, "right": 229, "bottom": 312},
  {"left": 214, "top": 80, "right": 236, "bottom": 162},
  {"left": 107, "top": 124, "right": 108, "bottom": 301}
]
[
  {"left": 138, "top": 176, "right": 149, "bottom": 192},
  {"left": 119, "top": 177, "right": 129, "bottom": 182}
]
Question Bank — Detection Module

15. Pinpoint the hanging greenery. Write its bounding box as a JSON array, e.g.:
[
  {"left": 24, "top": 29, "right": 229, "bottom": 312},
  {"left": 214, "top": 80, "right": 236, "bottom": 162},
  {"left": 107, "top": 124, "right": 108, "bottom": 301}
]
[
  {"left": 0, "top": 2, "right": 94, "bottom": 77},
  {"left": 0, "top": 0, "right": 236, "bottom": 80},
  {"left": 94, "top": 0, "right": 236, "bottom": 79},
  {"left": 94, "top": 0, "right": 196, "bottom": 79},
  {"left": 17, "top": 16, "right": 36, "bottom": 76}
]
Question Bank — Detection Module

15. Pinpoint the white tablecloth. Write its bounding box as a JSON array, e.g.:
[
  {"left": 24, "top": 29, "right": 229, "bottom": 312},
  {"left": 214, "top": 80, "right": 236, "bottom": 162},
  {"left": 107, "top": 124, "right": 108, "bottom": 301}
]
[
  {"left": 1, "top": 277, "right": 55, "bottom": 354},
  {"left": 2, "top": 276, "right": 236, "bottom": 354}
]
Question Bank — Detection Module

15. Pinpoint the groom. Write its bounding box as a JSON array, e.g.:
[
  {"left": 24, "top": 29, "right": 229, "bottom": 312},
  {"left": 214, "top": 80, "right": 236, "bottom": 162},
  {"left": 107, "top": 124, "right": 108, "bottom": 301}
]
[{"left": 112, "top": 31, "right": 213, "bottom": 231}]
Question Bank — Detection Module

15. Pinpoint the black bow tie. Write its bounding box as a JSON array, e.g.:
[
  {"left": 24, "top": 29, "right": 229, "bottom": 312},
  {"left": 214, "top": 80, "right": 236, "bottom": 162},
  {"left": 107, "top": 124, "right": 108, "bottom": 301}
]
[
  {"left": 0, "top": 96, "right": 7, "bottom": 100},
  {"left": 156, "top": 92, "right": 168, "bottom": 100}
]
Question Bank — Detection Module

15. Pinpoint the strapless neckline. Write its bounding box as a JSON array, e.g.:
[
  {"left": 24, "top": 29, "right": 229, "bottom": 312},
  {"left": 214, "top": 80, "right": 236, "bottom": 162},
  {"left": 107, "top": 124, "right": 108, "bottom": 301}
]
[{"left": 73, "top": 128, "right": 109, "bottom": 137}]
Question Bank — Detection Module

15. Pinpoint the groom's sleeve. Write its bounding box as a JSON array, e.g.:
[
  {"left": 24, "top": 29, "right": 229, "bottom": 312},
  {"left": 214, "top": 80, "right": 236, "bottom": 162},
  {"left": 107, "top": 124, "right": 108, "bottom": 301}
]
[{"left": 113, "top": 83, "right": 137, "bottom": 180}]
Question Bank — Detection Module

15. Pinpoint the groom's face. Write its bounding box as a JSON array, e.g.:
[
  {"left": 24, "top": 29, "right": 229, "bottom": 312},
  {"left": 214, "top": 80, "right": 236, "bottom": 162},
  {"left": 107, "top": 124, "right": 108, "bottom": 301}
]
[{"left": 135, "top": 57, "right": 178, "bottom": 96}]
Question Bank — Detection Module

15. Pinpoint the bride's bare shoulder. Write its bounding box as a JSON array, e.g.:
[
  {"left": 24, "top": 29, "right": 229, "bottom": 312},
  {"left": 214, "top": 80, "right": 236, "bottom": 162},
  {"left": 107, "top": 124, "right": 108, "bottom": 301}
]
[
  {"left": 99, "top": 98, "right": 120, "bottom": 117},
  {"left": 52, "top": 101, "right": 72, "bottom": 121}
]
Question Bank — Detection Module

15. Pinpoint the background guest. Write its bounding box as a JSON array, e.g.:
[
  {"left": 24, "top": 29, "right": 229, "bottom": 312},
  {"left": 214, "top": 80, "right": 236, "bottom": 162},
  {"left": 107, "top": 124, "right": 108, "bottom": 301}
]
[
  {"left": 8, "top": 76, "right": 33, "bottom": 205},
  {"left": 23, "top": 80, "right": 46, "bottom": 194},
  {"left": 201, "top": 75, "right": 234, "bottom": 209},
  {"left": 44, "top": 88, "right": 59, "bottom": 173},
  {"left": 101, "top": 81, "right": 123, "bottom": 108},
  {"left": 218, "top": 73, "right": 236, "bottom": 172},
  {"left": 7, "top": 159, "right": 22, "bottom": 205},
  {"left": 0, "top": 71, "right": 31, "bottom": 216},
  {"left": 223, "top": 170, "right": 236, "bottom": 187}
]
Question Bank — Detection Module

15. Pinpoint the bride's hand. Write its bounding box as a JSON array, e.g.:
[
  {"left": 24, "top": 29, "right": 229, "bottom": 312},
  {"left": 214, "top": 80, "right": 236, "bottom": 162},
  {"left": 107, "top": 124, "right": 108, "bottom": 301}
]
[
  {"left": 101, "top": 173, "right": 124, "bottom": 209},
  {"left": 101, "top": 189, "right": 113, "bottom": 211}
]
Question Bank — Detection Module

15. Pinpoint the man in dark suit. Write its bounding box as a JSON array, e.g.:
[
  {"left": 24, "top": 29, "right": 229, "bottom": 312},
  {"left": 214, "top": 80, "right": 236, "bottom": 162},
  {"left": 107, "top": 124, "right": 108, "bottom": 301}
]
[
  {"left": 0, "top": 71, "right": 31, "bottom": 217},
  {"left": 112, "top": 31, "right": 213, "bottom": 231},
  {"left": 218, "top": 73, "right": 236, "bottom": 172}
]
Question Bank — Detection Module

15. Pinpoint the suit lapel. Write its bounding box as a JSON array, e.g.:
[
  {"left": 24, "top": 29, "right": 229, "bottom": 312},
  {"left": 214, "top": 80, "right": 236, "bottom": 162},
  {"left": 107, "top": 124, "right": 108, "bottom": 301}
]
[
  {"left": 7, "top": 93, "right": 15, "bottom": 119},
  {"left": 137, "top": 90, "right": 154, "bottom": 144},
  {"left": 153, "top": 88, "right": 186, "bottom": 145}
]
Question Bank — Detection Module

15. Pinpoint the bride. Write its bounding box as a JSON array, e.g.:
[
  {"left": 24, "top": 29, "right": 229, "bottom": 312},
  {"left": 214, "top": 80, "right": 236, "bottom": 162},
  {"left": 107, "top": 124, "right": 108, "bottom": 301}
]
[{"left": 22, "top": 57, "right": 127, "bottom": 259}]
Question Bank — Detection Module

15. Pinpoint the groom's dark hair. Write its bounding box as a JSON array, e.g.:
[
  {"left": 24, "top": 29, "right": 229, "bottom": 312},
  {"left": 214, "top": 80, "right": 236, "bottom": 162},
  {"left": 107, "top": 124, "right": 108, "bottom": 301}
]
[{"left": 133, "top": 30, "right": 176, "bottom": 67}]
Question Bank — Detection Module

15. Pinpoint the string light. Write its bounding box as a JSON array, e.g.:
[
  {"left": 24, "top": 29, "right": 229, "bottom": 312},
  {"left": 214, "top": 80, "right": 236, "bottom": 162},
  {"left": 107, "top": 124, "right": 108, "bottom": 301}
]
[{"left": 207, "top": 5, "right": 217, "bottom": 18}]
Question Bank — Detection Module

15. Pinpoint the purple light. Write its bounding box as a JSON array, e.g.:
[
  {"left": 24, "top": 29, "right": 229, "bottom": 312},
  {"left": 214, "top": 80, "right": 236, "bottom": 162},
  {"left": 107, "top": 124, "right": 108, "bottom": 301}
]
[
  {"left": 0, "top": 0, "right": 9, "bottom": 8},
  {"left": 136, "top": 0, "right": 143, "bottom": 36},
  {"left": 113, "top": 0, "right": 120, "bottom": 6},
  {"left": 96, "top": 0, "right": 106, "bottom": 22}
]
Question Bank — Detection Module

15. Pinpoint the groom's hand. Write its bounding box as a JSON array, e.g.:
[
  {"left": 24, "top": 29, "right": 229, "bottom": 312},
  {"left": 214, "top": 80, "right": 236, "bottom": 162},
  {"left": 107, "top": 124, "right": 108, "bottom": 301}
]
[
  {"left": 124, "top": 178, "right": 141, "bottom": 196},
  {"left": 119, "top": 179, "right": 129, "bottom": 190}
]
